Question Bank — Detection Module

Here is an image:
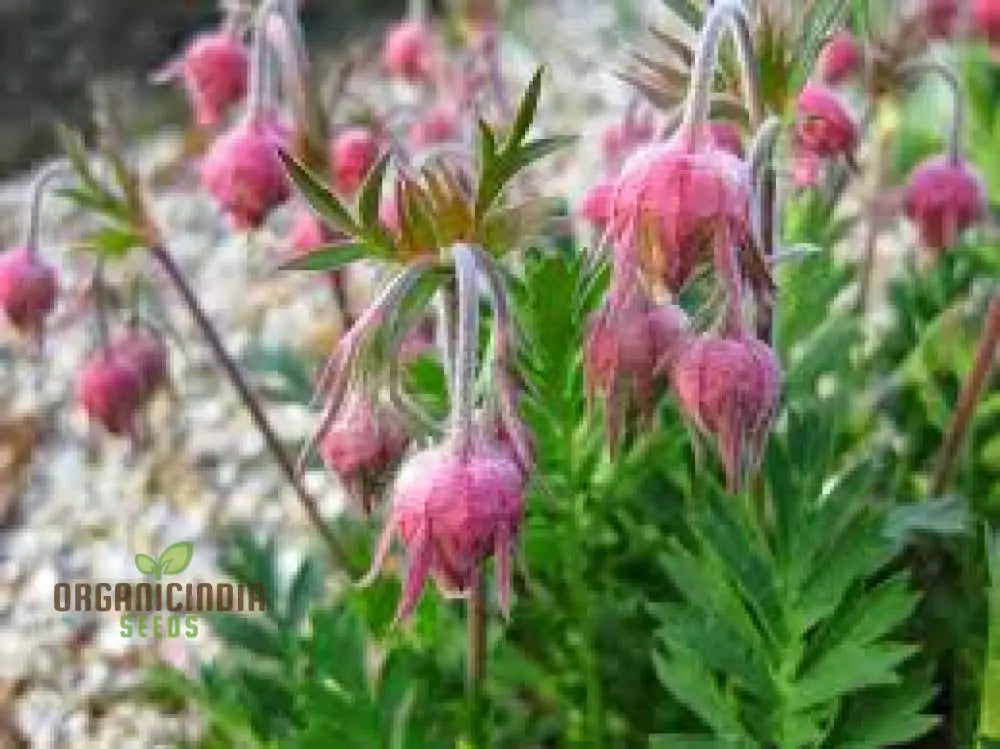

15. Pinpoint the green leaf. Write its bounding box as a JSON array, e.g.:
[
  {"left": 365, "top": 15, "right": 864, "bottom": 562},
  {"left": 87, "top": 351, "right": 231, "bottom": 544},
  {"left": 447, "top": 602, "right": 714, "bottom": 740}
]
[
  {"left": 278, "top": 243, "right": 370, "bottom": 271},
  {"left": 134, "top": 553, "right": 158, "bottom": 575},
  {"left": 358, "top": 153, "right": 390, "bottom": 230},
  {"left": 277, "top": 149, "right": 359, "bottom": 235},
  {"left": 506, "top": 66, "right": 544, "bottom": 151},
  {"left": 158, "top": 540, "right": 195, "bottom": 575},
  {"left": 652, "top": 651, "right": 750, "bottom": 741},
  {"left": 790, "top": 641, "right": 918, "bottom": 711},
  {"left": 503, "top": 136, "right": 577, "bottom": 177}
]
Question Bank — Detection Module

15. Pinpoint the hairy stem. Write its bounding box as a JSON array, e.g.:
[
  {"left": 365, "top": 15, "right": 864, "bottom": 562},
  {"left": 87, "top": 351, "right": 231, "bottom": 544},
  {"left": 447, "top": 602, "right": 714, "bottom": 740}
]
[
  {"left": 931, "top": 290, "right": 1000, "bottom": 495},
  {"left": 466, "top": 568, "right": 488, "bottom": 749},
  {"left": 452, "top": 244, "right": 481, "bottom": 451},
  {"left": 749, "top": 117, "right": 782, "bottom": 342},
  {"left": 899, "top": 61, "right": 964, "bottom": 164},
  {"left": 23, "top": 160, "right": 71, "bottom": 252},
  {"left": 681, "top": 0, "right": 762, "bottom": 143},
  {"left": 151, "top": 243, "right": 351, "bottom": 571}
]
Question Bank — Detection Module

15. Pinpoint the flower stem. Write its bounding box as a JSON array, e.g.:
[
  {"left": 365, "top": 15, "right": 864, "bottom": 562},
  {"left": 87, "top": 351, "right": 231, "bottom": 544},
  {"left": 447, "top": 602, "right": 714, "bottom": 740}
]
[
  {"left": 23, "top": 161, "right": 70, "bottom": 252},
  {"left": 931, "top": 290, "right": 1000, "bottom": 496},
  {"left": 150, "top": 243, "right": 351, "bottom": 571},
  {"left": 899, "top": 61, "right": 964, "bottom": 164},
  {"left": 681, "top": 0, "right": 762, "bottom": 142},
  {"left": 466, "top": 567, "right": 488, "bottom": 749}
]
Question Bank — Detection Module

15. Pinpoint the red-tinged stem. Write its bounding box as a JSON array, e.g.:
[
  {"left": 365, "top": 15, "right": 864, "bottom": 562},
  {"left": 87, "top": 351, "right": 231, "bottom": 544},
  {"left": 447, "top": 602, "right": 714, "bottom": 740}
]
[
  {"left": 151, "top": 243, "right": 351, "bottom": 571},
  {"left": 466, "top": 567, "right": 488, "bottom": 749},
  {"left": 931, "top": 290, "right": 1000, "bottom": 496}
]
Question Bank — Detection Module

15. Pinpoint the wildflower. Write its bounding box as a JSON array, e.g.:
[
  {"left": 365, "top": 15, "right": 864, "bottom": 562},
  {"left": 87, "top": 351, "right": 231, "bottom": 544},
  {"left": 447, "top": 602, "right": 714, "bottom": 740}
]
[
  {"left": 383, "top": 20, "right": 434, "bottom": 82},
  {"left": 903, "top": 154, "right": 987, "bottom": 251},
  {"left": 164, "top": 28, "right": 249, "bottom": 127},
  {"left": 670, "top": 333, "right": 781, "bottom": 492},
  {"left": 794, "top": 82, "right": 857, "bottom": 159},
  {"left": 0, "top": 246, "right": 57, "bottom": 341},
  {"left": 77, "top": 350, "right": 146, "bottom": 437},
  {"left": 331, "top": 127, "right": 380, "bottom": 195},
  {"left": 200, "top": 113, "right": 291, "bottom": 229},
  {"left": 816, "top": 30, "right": 862, "bottom": 84}
]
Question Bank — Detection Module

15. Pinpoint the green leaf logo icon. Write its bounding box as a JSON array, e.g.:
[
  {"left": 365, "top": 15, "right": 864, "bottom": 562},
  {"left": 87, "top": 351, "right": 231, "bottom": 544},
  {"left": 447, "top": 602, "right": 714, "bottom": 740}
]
[{"left": 134, "top": 541, "right": 195, "bottom": 580}]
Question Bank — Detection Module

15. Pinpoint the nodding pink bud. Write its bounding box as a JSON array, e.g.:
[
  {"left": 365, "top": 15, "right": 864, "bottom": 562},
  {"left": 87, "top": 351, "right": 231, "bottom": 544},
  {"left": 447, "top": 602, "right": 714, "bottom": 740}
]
[
  {"left": 364, "top": 432, "right": 526, "bottom": 621},
  {"left": 286, "top": 208, "right": 337, "bottom": 255},
  {"left": 179, "top": 30, "right": 249, "bottom": 127},
  {"left": 383, "top": 20, "right": 434, "bottom": 82},
  {"left": 601, "top": 114, "right": 656, "bottom": 174},
  {"left": 816, "top": 31, "right": 862, "bottom": 84},
  {"left": 0, "top": 246, "right": 57, "bottom": 339},
  {"left": 608, "top": 133, "right": 752, "bottom": 293},
  {"left": 201, "top": 115, "right": 291, "bottom": 229},
  {"left": 111, "top": 326, "right": 168, "bottom": 402},
  {"left": 409, "top": 103, "right": 460, "bottom": 147},
  {"left": 794, "top": 83, "right": 857, "bottom": 159},
  {"left": 974, "top": 0, "right": 1000, "bottom": 43},
  {"left": 319, "top": 392, "right": 408, "bottom": 513},
  {"left": 903, "top": 155, "right": 987, "bottom": 251},
  {"left": 77, "top": 351, "right": 146, "bottom": 437},
  {"left": 924, "top": 0, "right": 959, "bottom": 37},
  {"left": 707, "top": 121, "right": 745, "bottom": 159},
  {"left": 670, "top": 334, "right": 781, "bottom": 492},
  {"left": 585, "top": 284, "right": 691, "bottom": 445},
  {"left": 331, "top": 127, "right": 380, "bottom": 195},
  {"left": 578, "top": 180, "right": 615, "bottom": 230}
]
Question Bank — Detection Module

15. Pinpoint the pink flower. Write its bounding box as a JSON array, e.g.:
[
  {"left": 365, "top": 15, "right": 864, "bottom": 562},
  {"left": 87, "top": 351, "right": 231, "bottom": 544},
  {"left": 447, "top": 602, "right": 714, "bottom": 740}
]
[
  {"left": 817, "top": 31, "right": 862, "bottom": 84},
  {"left": 707, "top": 121, "right": 745, "bottom": 159},
  {"left": 319, "top": 391, "right": 408, "bottom": 513},
  {"left": 601, "top": 113, "right": 656, "bottom": 174},
  {"left": 383, "top": 20, "right": 434, "bottom": 82},
  {"left": 177, "top": 29, "right": 249, "bottom": 127},
  {"left": 77, "top": 350, "right": 146, "bottom": 437},
  {"left": 331, "top": 127, "right": 380, "bottom": 195},
  {"left": 363, "top": 431, "right": 526, "bottom": 621},
  {"left": 286, "top": 208, "right": 336, "bottom": 255},
  {"left": 903, "top": 154, "right": 987, "bottom": 251},
  {"left": 974, "top": 0, "right": 1000, "bottom": 43},
  {"left": 924, "top": 0, "right": 959, "bottom": 37},
  {"left": 585, "top": 281, "right": 691, "bottom": 445},
  {"left": 0, "top": 246, "right": 57, "bottom": 339},
  {"left": 578, "top": 180, "right": 615, "bottom": 230},
  {"left": 670, "top": 334, "right": 781, "bottom": 492},
  {"left": 201, "top": 115, "right": 291, "bottom": 229},
  {"left": 794, "top": 83, "right": 857, "bottom": 159},
  {"left": 110, "top": 325, "right": 168, "bottom": 402},
  {"left": 408, "top": 103, "right": 460, "bottom": 148},
  {"left": 608, "top": 129, "right": 752, "bottom": 294}
]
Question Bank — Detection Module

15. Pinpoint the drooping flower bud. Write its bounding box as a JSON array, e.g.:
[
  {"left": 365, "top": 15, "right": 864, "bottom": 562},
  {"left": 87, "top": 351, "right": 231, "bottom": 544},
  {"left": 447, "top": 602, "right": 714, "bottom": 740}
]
[
  {"left": 903, "top": 154, "right": 988, "bottom": 251},
  {"left": 0, "top": 246, "right": 57, "bottom": 340},
  {"left": 409, "top": 103, "right": 460, "bottom": 148},
  {"left": 331, "top": 127, "right": 380, "bottom": 195},
  {"left": 111, "top": 325, "right": 169, "bottom": 402},
  {"left": 77, "top": 350, "right": 146, "bottom": 437},
  {"left": 286, "top": 208, "right": 337, "bottom": 255},
  {"left": 608, "top": 128, "right": 752, "bottom": 296},
  {"left": 363, "top": 429, "right": 526, "bottom": 621},
  {"left": 578, "top": 180, "right": 615, "bottom": 230},
  {"left": 585, "top": 280, "right": 691, "bottom": 444},
  {"left": 794, "top": 82, "right": 857, "bottom": 159},
  {"left": 173, "top": 29, "right": 249, "bottom": 127},
  {"left": 383, "top": 20, "right": 434, "bottom": 83},
  {"left": 816, "top": 30, "right": 862, "bottom": 84},
  {"left": 924, "top": 0, "right": 959, "bottom": 37},
  {"left": 974, "top": 0, "right": 1000, "bottom": 44},
  {"left": 791, "top": 147, "right": 824, "bottom": 188},
  {"left": 318, "top": 391, "right": 408, "bottom": 513},
  {"left": 670, "top": 333, "right": 781, "bottom": 492},
  {"left": 200, "top": 114, "right": 291, "bottom": 229}
]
